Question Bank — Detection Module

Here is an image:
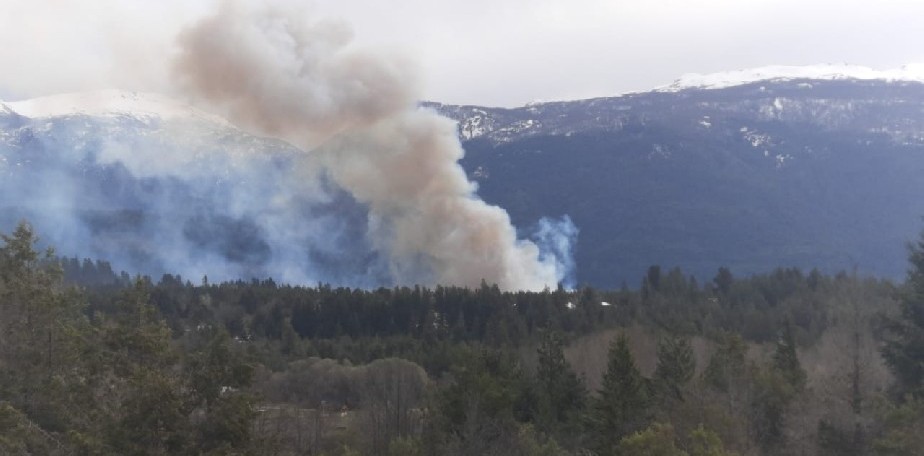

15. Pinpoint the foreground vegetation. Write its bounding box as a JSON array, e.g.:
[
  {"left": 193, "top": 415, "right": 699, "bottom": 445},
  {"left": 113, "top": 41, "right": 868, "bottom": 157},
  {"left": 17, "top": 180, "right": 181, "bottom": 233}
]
[{"left": 2, "top": 222, "right": 924, "bottom": 455}]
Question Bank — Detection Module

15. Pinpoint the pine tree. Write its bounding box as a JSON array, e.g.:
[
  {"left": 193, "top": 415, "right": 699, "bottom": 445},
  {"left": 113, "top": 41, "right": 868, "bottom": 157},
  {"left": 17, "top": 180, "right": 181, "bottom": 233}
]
[
  {"left": 184, "top": 326, "right": 257, "bottom": 453},
  {"left": 704, "top": 333, "right": 747, "bottom": 393},
  {"left": 751, "top": 323, "right": 805, "bottom": 452},
  {"left": 99, "top": 279, "right": 174, "bottom": 376},
  {"left": 883, "top": 228, "right": 924, "bottom": 397},
  {"left": 653, "top": 336, "right": 696, "bottom": 403},
  {"left": 0, "top": 222, "right": 89, "bottom": 444},
  {"left": 590, "top": 334, "right": 650, "bottom": 455},
  {"left": 873, "top": 228, "right": 924, "bottom": 454},
  {"left": 535, "top": 330, "right": 586, "bottom": 433},
  {"left": 97, "top": 279, "right": 188, "bottom": 454},
  {"left": 773, "top": 320, "right": 806, "bottom": 391},
  {"left": 713, "top": 267, "right": 734, "bottom": 295}
]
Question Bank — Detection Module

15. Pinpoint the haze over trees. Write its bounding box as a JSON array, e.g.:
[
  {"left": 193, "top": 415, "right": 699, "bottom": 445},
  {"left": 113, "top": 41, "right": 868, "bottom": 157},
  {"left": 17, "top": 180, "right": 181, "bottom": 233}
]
[{"left": 2, "top": 220, "right": 924, "bottom": 455}]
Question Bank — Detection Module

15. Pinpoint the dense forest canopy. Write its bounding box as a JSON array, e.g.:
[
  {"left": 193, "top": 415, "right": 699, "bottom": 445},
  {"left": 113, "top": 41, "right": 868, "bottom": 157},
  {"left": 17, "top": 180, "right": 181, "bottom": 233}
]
[{"left": 2, "top": 221, "right": 924, "bottom": 455}]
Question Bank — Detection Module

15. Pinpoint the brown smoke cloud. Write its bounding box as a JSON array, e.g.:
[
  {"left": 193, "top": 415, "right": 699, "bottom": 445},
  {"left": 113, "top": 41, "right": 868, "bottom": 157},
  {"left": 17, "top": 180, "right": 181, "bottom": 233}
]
[
  {"left": 173, "top": 0, "right": 564, "bottom": 290},
  {"left": 173, "top": 0, "right": 416, "bottom": 147}
]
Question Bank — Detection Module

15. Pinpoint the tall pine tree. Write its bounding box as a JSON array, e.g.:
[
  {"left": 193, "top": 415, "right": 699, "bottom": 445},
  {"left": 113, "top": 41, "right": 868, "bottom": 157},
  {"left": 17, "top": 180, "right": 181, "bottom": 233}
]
[
  {"left": 883, "top": 228, "right": 924, "bottom": 397},
  {"left": 773, "top": 320, "right": 806, "bottom": 391},
  {"left": 534, "top": 330, "right": 586, "bottom": 440},
  {"left": 590, "top": 334, "right": 650, "bottom": 455},
  {"left": 653, "top": 336, "right": 696, "bottom": 403}
]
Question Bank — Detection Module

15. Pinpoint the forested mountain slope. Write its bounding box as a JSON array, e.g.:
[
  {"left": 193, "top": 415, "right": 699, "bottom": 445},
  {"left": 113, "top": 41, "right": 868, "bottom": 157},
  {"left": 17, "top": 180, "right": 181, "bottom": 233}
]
[{"left": 433, "top": 74, "right": 924, "bottom": 287}]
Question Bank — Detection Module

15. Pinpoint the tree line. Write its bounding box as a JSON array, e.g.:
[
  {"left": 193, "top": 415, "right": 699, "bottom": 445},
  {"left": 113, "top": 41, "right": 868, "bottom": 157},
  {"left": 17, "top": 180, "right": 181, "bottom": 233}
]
[{"left": 2, "top": 220, "right": 924, "bottom": 454}]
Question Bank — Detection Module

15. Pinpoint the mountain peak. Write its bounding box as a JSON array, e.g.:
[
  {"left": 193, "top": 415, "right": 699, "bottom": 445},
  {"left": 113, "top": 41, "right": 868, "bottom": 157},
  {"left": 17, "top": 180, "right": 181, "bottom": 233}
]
[
  {"left": 656, "top": 63, "right": 924, "bottom": 92},
  {"left": 3, "top": 89, "right": 229, "bottom": 125}
]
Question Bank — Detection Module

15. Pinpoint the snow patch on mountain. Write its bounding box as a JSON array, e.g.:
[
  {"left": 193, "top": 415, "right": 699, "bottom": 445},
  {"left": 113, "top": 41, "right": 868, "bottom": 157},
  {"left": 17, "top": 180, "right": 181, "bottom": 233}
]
[
  {"left": 460, "top": 110, "right": 490, "bottom": 139},
  {"left": 4, "top": 90, "right": 230, "bottom": 126},
  {"left": 740, "top": 127, "right": 771, "bottom": 148},
  {"left": 658, "top": 64, "right": 924, "bottom": 92}
]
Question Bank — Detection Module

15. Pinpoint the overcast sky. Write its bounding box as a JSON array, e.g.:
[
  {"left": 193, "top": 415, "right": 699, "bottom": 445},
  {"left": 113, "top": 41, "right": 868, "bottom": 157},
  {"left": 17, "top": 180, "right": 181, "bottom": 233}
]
[{"left": 3, "top": 0, "right": 924, "bottom": 107}]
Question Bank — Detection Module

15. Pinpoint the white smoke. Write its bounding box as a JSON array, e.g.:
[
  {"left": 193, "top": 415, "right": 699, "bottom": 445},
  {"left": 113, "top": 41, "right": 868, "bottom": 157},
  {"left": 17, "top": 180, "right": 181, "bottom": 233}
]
[
  {"left": 173, "top": 0, "right": 573, "bottom": 290},
  {"left": 532, "top": 215, "right": 579, "bottom": 289}
]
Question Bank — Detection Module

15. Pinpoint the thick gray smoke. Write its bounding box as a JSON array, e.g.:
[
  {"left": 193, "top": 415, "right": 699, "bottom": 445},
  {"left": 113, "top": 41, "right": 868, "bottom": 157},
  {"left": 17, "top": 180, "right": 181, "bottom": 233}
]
[
  {"left": 173, "top": 1, "right": 572, "bottom": 290},
  {"left": 0, "top": 94, "right": 387, "bottom": 286},
  {"left": 0, "top": 1, "right": 576, "bottom": 290}
]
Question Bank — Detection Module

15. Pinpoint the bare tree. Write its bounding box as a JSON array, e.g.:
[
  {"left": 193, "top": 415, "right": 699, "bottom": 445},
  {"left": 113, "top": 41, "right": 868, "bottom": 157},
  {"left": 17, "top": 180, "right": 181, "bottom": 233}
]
[{"left": 358, "top": 358, "right": 428, "bottom": 455}]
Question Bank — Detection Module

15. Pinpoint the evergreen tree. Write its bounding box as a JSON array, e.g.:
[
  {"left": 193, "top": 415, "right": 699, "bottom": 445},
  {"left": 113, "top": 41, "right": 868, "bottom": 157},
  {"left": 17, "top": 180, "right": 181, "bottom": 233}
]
[
  {"left": 653, "top": 336, "right": 696, "bottom": 403},
  {"left": 773, "top": 320, "right": 806, "bottom": 391},
  {"left": 436, "top": 348, "right": 528, "bottom": 431},
  {"left": 431, "top": 348, "right": 534, "bottom": 453},
  {"left": 883, "top": 228, "right": 924, "bottom": 397},
  {"left": 184, "top": 326, "right": 257, "bottom": 453},
  {"left": 750, "top": 368, "right": 794, "bottom": 452},
  {"left": 110, "top": 368, "right": 188, "bottom": 454},
  {"left": 590, "top": 334, "right": 650, "bottom": 455},
  {"left": 713, "top": 267, "right": 734, "bottom": 296},
  {"left": 98, "top": 279, "right": 175, "bottom": 375},
  {"left": 534, "top": 330, "right": 586, "bottom": 439},
  {"left": 750, "top": 324, "right": 805, "bottom": 452},
  {"left": 281, "top": 316, "right": 305, "bottom": 356},
  {"left": 0, "top": 222, "right": 90, "bottom": 447},
  {"left": 704, "top": 333, "right": 747, "bottom": 393}
]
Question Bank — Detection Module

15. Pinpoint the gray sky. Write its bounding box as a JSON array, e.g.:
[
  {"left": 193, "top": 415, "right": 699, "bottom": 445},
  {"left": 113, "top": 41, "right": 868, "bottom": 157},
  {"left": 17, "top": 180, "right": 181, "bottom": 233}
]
[{"left": 2, "top": 0, "right": 924, "bottom": 107}]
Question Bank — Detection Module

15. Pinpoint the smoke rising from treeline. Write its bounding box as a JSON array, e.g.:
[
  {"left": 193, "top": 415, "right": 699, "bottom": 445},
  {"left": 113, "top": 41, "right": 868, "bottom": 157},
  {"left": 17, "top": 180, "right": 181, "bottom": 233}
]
[
  {"left": 0, "top": 1, "right": 575, "bottom": 290},
  {"left": 172, "top": 0, "right": 575, "bottom": 290}
]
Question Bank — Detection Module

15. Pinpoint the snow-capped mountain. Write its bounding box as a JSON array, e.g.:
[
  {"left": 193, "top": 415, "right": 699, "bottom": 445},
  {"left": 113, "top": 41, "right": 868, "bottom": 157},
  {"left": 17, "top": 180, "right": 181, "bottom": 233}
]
[
  {"left": 428, "top": 64, "right": 924, "bottom": 145},
  {"left": 5, "top": 90, "right": 231, "bottom": 125},
  {"left": 430, "top": 67, "right": 924, "bottom": 287},
  {"left": 5, "top": 65, "right": 924, "bottom": 289},
  {"left": 656, "top": 63, "right": 924, "bottom": 92}
]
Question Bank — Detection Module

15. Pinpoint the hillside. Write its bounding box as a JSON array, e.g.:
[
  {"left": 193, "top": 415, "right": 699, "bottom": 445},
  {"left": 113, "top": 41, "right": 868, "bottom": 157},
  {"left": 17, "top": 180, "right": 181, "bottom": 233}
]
[
  {"left": 4, "top": 67, "right": 924, "bottom": 289},
  {"left": 430, "top": 68, "right": 924, "bottom": 287}
]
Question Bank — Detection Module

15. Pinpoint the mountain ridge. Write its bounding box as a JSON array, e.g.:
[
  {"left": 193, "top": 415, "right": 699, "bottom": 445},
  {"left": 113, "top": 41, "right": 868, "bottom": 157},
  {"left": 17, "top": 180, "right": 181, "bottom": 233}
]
[
  {"left": 432, "top": 76, "right": 924, "bottom": 287},
  {"left": 7, "top": 63, "right": 924, "bottom": 117},
  {"left": 3, "top": 89, "right": 232, "bottom": 126},
  {"left": 655, "top": 63, "right": 924, "bottom": 92},
  {"left": 4, "top": 66, "right": 924, "bottom": 288}
]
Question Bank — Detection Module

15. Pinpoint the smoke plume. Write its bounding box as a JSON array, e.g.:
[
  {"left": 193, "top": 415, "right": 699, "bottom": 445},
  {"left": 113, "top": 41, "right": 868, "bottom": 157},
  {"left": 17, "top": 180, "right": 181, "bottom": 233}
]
[{"left": 172, "top": 1, "right": 571, "bottom": 290}]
